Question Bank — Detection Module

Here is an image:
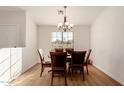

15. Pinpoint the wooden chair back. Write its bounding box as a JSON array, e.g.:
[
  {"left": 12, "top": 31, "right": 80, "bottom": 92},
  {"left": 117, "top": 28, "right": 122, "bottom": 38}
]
[
  {"left": 55, "top": 48, "right": 64, "bottom": 52},
  {"left": 37, "top": 49, "right": 44, "bottom": 65},
  {"left": 71, "top": 51, "right": 86, "bottom": 65},
  {"left": 65, "top": 48, "right": 74, "bottom": 54},
  {"left": 85, "top": 49, "right": 92, "bottom": 63},
  {"left": 50, "top": 52, "right": 67, "bottom": 69}
]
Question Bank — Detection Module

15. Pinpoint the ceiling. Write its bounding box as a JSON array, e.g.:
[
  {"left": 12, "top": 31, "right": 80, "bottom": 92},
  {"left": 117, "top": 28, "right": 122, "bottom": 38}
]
[
  {"left": 0, "top": 6, "right": 106, "bottom": 26},
  {"left": 0, "top": 6, "right": 23, "bottom": 11}
]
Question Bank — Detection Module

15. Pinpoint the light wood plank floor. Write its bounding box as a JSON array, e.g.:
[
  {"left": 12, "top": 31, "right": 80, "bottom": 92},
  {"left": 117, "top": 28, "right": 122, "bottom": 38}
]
[{"left": 10, "top": 63, "right": 121, "bottom": 86}]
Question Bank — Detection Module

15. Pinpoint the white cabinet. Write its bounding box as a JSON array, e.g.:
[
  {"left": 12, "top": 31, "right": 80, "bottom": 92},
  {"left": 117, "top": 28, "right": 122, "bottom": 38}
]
[{"left": 0, "top": 48, "right": 22, "bottom": 83}]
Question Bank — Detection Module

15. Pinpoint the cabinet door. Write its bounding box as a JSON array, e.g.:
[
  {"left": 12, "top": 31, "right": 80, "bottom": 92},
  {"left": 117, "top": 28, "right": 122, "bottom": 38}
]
[
  {"left": 0, "top": 25, "right": 18, "bottom": 48},
  {"left": 10, "top": 48, "right": 22, "bottom": 80},
  {"left": 0, "top": 48, "right": 11, "bottom": 82}
]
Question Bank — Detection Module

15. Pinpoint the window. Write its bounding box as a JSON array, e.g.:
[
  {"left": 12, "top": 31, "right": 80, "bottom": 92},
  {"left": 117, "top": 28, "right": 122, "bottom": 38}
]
[
  {"left": 52, "top": 32, "right": 62, "bottom": 44},
  {"left": 51, "top": 32, "right": 73, "bottom": 48},
  {"left": 63, "top": 32, "right": 73, "bottom": 44}
]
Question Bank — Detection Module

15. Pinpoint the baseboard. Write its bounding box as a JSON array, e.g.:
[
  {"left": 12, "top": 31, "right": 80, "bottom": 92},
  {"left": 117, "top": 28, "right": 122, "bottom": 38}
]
[{"left": 93, "top": 63, "right": 124, "bottom": 85}]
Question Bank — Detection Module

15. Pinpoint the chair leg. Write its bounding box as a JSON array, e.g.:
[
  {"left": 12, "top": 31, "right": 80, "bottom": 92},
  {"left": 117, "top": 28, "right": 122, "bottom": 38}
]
[
  {"left": 86, "top": 65, "right": 89, "bottom": 75},
  {"left": 64, "top": 71, "right": 67, "bottom": 86},
  {"left": 40, "top": 71, "right": 42, "bottom": 77},
  {"left": 40, "top": 66, "right": 44, "bottom": 77},
  {"left": 51, "top": 72, "right": 54, "bottom": 86},
  {"left": 82, "top": 67, "right": 85, "bottom": 81},
  {"left": 70, "top": 68, "right": 73, "bottom": 81}
]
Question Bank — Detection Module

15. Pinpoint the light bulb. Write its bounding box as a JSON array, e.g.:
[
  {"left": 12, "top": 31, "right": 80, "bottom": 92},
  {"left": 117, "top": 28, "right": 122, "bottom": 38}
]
[
  {"left": 65, "top": 22, "right": 69, "bottom": 26},
  {"left": 68, "top": 25, "right": 71, "bottom": 29},
  {"left": 70, "top": 24, "right": 74, "bottom": 27},
  {"left": 58, "top": 23, "right": 63, "bottom": 26}
]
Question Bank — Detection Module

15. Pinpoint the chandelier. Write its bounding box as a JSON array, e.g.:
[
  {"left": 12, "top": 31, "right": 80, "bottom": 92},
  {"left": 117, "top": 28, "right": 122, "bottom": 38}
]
[{"left": 57, "top": 6, "right": 74, "bottom": 32}]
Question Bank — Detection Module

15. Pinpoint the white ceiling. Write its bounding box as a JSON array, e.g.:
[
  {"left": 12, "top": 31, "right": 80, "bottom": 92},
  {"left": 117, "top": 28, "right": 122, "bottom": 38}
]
[
  {"left": 0, "top": 6, "right": 106, "bottom": 26},
  {"left": 20, "top": 6, "right": 106, "bottom": 26},
  {"left": 0, "top": 6, "right": 23, "bottom": 11}
]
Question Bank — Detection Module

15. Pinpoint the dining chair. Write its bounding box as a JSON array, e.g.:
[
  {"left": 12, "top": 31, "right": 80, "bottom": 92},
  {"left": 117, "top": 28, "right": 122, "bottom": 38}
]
[
  {"left": 37, "top": 49, "right": 51, "bottom": 77},
  {"left": 55, "top": 48, "right": 64, "bottom": 52},
  {"left": 65, "top": 48, "right": 74, "bottom": 54},
  {"left": 84, "top": 49, "right": 92, "bottom": 75},
  {"left": 50, "top": 52, "right": 67, "bottom": 86},
  {"left": 69, "top": 51, "right": 86, "bottom": 80}
]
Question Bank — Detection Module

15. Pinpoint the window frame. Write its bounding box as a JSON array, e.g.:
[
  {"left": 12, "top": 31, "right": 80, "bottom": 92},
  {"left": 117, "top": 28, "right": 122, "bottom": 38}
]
[{"left": 51, "top": 31, "right": 73, "bottom": 46}]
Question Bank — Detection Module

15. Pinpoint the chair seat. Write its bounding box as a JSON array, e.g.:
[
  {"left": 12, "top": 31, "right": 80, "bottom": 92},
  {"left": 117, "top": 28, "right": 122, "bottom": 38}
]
[
  {"left": 52, "top": 67, "right": 65, "bottom": 74},
  {"left": 52, "top": 67, "right": 65, "bottom": 71},
  {"left": 43, "top": 61, "right": 51, "bottom": 67},
  {"left": 71, "top": 64, "right": 83, "bottom": 67},
  {"left": 43, "top": 61, "right": 51, "bottom": 64},
  {"left": 69, "top": 63, "right": 83, "bottom": 71}
]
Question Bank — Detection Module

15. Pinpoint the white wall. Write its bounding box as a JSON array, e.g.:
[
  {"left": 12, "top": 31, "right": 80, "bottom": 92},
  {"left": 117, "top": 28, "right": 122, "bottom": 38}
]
[
  {"left": 73, "top": 26, "right": 90, "bottom": 50},
  {"left": 22, "top": 12, "right": 38, "bottom": 72},
  {"left": 0, "top": 11, "right": 26, "bottom": 47},
  {"left": 38, "top": 25, "right": 90, "bottom": 61},
  {"left": 91, "top": 7, "right": 124, "bottom": 85}
]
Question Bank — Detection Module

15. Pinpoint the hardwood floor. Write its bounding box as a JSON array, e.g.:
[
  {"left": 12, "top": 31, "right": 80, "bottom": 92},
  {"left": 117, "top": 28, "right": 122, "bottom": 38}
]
[{"left": 10, "top": 63, "right": 121, "bottom": 86}]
